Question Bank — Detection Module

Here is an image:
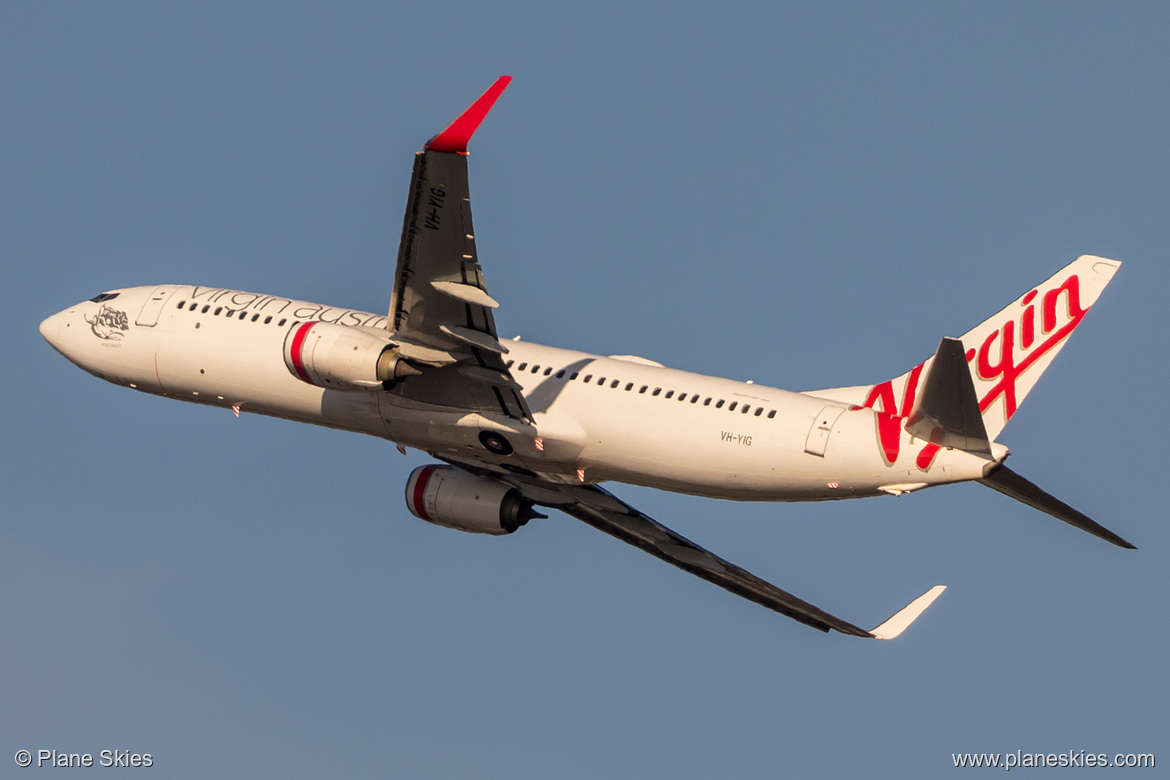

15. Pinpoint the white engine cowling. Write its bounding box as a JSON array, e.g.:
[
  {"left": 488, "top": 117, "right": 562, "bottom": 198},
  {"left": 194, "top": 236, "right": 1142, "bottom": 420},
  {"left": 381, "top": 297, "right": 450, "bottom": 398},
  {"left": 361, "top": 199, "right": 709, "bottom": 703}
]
[
  {"left": 405, "top": 465, "right": 543, "bottom": 535},
  {"left": 283, "top": 321, "right": 408, "bottom": 390}
]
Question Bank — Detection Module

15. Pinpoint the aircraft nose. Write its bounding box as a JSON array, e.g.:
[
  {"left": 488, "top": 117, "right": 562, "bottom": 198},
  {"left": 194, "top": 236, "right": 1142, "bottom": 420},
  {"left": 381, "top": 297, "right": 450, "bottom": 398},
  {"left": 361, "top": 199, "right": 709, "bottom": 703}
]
[{"left": 39, "top": 310, "right": 67, "bottom": 353}]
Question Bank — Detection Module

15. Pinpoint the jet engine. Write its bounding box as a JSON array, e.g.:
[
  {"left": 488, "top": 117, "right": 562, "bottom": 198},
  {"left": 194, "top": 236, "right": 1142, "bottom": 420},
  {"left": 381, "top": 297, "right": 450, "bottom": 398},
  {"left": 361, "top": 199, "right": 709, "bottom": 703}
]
[
  {"left": 405, "top": 465, "right": 544, "bottom": 535},
  {"left": 283, "top": 321, "right": 418, "bottom": 390}
]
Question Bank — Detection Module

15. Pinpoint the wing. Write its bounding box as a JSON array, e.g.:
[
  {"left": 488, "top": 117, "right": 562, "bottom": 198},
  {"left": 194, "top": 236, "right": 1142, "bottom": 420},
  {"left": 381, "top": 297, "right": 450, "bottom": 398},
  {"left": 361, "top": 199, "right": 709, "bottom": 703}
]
[
  {"left": 386, "top": 76, "right": 530, "bottom": 422},
  {"left": 497, "top": 475, "right": 945, "bottom": 638}
]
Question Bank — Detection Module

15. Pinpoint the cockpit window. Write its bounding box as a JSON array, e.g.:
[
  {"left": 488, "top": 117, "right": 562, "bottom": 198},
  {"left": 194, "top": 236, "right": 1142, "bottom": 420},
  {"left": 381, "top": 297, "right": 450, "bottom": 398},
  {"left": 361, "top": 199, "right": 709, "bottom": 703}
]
[{"left": 88, "top": 292, "right": 120, "bottom": 303}]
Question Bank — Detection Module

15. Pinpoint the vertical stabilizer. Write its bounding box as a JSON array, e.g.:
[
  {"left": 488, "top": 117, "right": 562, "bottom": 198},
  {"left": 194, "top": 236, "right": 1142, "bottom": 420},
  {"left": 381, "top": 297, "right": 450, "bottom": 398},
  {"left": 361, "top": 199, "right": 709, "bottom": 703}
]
[{"left": 953, "top": 255, "right": 1119, "bottom": 440}]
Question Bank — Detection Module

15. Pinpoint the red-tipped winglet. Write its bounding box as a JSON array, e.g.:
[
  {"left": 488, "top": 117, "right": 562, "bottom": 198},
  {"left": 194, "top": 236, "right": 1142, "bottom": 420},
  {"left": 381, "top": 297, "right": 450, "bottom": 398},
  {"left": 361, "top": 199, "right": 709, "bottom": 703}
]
[{"left": 426, "top": 76, "right": 513, "bottom": 154}]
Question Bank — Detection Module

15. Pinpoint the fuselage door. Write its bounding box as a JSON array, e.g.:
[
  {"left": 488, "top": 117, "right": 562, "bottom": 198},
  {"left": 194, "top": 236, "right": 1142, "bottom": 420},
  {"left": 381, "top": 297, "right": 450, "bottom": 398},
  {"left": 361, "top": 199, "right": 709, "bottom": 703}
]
[
  {"left": 804, "top": 405, "right": 846, "bottom": 457},
  {"left": 136, "top": 286, "right": 175, "bottom": 327}
]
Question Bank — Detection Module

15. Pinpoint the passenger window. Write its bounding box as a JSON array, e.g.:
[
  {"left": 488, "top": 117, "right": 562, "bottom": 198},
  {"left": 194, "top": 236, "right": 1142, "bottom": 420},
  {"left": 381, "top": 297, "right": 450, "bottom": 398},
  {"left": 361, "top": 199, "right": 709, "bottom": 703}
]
[
  {"left": 506, "top": 360, "right": 515, "bottom": 368},
  {"left": 677, "top": 393, "right": 686, "bottom": 401},
  {"left": 517, "top": 363, "right": 527, "bottom": 371},
  {"left": 597, "top": 377, "right": 606, "bottom": 385},
  {"left": 570, "top": 372, "right": 579, "bottom": 380},
  {"left": 202, "top": 305, "right": 210, "bottom": 314},
  {"left": 239, "top": 312, "right": 247, "bottom": 320},
  {"left": 189, "top": 303, "right": 198, "bottom": 311},
  {"left": 556, "top": 370, "right": 565, "bottom": 379},
  {"left": 544, "top": 367, "right": 553, "bottom": 376},
  {"left": 531, "top": 365, "right": 540, "bottom": 373},
  {"left": 729, "top": 402, "right": 738, "bottom": 411},
  {"left": 664, "top": 391, "right": 673, "bottom": 399},
  {"left": 278, "top": 318, "right": 286, "bottom": 326},
  {"left": 767, "top": 410, "right": 777, "bottom": 419},
  {"left": 251, "top": 314, "right": 260, "bottom": 322},
  {"left": 639, "top": 385, "right": 648, "bottom": 393},
  {"left": 177, "top": 301, "right": 186, "bottom": 309},
  {"left": 703, "top": 398, "right": 711, "bottom": 406},
  {"left": 715, "top": 400, "right": 724, "bottom": 408},
  {"left": 690, "top": 396, "right": 699, "bottom": 403},
  {"left": 625, "top": 382, "right": 633, "bottom": 391},
  {"left": 754, "top": 408, "right": 763, "bottom": 416},
  {"left": 264, "top": 316, "right": 272, "bottom": 324},
  {"left": 215, "top": 307, "right": 223, "bottom": 315},
  {"left": 741, "top": 405, "right": 750, "bottom": 414},
  {"left": 611, "top": 379, "right": 620, "bottom": 388},
  {"left": 583, "top": 374, "right": 593, "bottom": 383},
  {"left": 652, "top": 388, "right": 661, "bottom": 396}
]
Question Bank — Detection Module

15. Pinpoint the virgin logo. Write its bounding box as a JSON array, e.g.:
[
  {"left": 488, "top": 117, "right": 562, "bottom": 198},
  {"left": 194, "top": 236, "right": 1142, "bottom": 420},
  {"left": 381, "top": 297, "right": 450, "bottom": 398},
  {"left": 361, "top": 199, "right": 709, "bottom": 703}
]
[
  {"left": 863, "top": 273, "right": 1087, "bottom": 470},
  {"left": 862, "top": 362, "right": 929, "bottom": 467},
  {"left": 972, "top": 274, "right": 1087, "bottom": 420}
]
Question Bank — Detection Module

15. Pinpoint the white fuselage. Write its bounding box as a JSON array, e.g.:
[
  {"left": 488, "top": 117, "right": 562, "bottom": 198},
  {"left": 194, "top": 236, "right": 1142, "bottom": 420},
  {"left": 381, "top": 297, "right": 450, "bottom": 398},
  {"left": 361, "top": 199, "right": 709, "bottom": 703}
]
[{"left": 40, "top": 284, "right": 993, "bottom": 501}]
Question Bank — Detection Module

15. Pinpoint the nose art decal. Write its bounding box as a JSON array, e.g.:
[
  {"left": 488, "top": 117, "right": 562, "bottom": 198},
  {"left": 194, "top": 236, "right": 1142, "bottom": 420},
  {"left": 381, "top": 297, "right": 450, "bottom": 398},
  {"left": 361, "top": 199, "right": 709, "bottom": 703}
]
[{"left": 84, "top": 304, "right": 130, "bottom": 340}]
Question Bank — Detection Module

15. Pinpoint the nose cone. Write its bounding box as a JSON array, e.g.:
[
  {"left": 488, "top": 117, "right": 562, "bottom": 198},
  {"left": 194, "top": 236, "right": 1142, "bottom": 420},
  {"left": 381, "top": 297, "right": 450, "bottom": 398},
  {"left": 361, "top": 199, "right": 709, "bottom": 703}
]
[{"left": 39, "top": 310, "right": 67, "bottom": 352}]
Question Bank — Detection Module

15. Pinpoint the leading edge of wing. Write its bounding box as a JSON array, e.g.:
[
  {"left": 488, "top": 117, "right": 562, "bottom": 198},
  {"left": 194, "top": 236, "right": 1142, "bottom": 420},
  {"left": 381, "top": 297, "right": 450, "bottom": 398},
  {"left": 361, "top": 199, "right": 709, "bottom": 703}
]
[
  {"left": 552, "top": 485, "right": 944, "bottom": 639},
  {"left": 427, "top": 76, "right": 512, "bottom": 154}
]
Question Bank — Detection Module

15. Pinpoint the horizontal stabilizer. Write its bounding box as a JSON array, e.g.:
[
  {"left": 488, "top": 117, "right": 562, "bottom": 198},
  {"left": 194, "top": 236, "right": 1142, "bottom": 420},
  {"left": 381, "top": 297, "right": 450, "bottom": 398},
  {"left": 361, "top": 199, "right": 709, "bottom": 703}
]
[
  {"left": 870, "top": 585, "right": 947, "bottom": 640},
  {"left": 979, "top": 465, "right": 1136, "bottom": 549},
  {"left": 906, "top": 338, "right": 992, "bottom": 458}
]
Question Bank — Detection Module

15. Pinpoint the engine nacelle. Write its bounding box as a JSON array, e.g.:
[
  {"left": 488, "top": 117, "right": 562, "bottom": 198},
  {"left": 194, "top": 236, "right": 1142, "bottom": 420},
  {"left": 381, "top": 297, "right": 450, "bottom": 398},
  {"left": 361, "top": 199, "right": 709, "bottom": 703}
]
[
  {"left": 405, "top": 465, "right": 543, "bottom": 535},
  {"left": 283, "top": 321, "right": 413, "bottom": 390}
]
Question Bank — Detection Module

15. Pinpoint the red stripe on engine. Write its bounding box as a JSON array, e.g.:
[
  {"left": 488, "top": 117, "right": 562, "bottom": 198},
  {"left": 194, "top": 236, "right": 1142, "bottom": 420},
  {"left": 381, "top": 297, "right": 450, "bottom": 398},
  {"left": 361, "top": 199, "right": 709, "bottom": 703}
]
[
  {"left": 412, "top": 465, "right": 437, "bottom": 521},
  {"left": 289, "top": 321, "right": 316, "bottom": 384}
]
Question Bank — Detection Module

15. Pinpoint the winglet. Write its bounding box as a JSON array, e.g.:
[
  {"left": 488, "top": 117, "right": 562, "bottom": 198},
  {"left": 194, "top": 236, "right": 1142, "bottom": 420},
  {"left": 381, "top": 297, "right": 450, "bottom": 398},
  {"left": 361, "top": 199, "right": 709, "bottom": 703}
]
[
  {"left": 426, "top": 76, "right": 513, "bottom": 154},
  {"left": 869, "top": 585, "right": 946, "bottom": 639}
]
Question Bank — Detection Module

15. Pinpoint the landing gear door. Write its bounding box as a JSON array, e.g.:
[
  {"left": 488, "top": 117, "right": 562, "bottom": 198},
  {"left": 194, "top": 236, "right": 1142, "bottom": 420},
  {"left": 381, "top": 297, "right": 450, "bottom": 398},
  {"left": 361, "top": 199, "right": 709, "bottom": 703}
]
[
  {"left": 136, "top": 286, "right": 176, "bottom": 327},
  {"left": 804, "top": 405, "right": 846, "bottom": 457}
]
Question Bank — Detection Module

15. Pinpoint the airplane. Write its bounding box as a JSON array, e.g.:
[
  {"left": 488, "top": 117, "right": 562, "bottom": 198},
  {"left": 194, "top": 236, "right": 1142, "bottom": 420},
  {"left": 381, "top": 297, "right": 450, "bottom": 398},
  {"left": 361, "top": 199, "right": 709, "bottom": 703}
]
[{"left": 38, "top": 76, "right": 1133, "bottom": 639}]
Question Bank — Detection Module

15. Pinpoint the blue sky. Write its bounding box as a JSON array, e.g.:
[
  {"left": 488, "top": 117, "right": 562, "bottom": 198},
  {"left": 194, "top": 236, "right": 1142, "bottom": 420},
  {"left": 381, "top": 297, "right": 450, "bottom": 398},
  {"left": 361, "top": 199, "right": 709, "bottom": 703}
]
[{"left": 3, "top": 2, "right": 1167, "bottom": 777}]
